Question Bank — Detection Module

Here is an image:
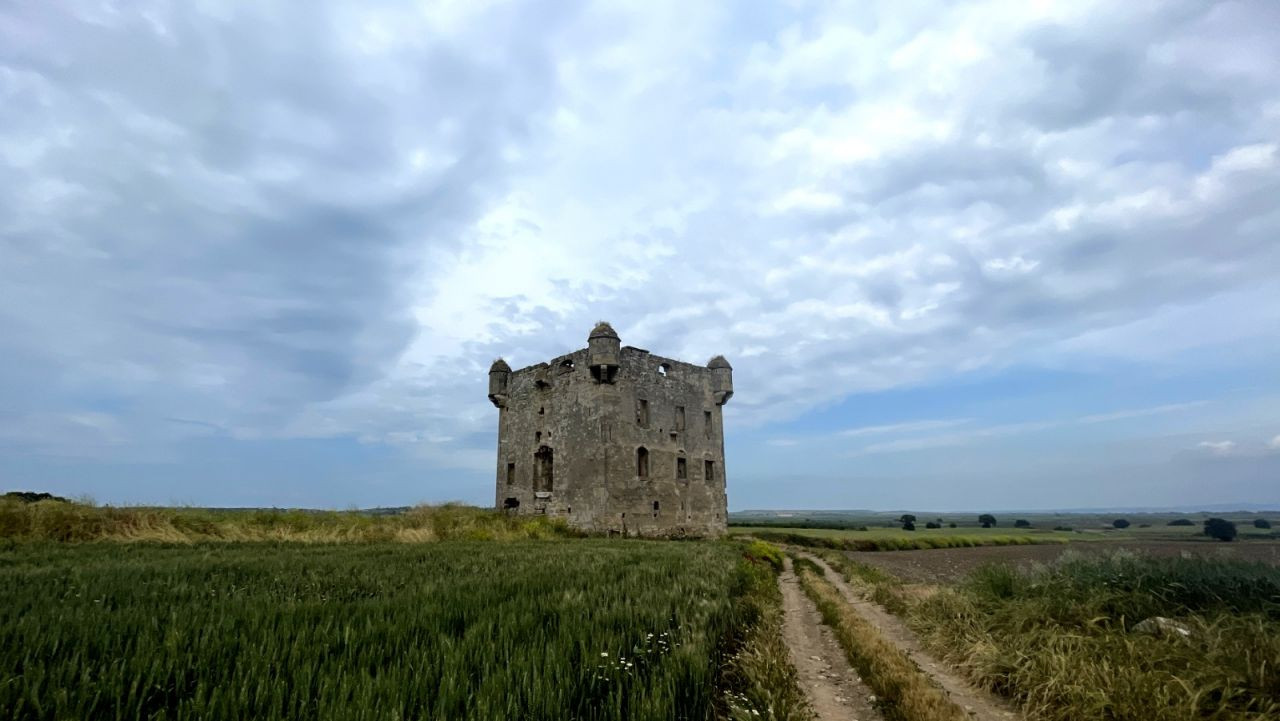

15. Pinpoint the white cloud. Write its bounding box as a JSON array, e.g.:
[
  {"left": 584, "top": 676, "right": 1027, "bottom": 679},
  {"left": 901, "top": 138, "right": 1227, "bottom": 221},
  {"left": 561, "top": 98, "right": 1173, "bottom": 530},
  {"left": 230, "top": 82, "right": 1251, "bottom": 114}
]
[
  {"left": 1197, "top": 440, "right": 1238, "bottom": 456},
  {"left": 1, "top": 0, "right": 1278, "bottom": 477}
]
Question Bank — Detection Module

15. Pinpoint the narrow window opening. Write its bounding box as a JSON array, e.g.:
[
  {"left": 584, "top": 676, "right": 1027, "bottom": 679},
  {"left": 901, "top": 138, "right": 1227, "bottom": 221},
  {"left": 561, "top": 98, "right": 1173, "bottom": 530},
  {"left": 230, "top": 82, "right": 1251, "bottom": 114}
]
[
  {"left": 704, "top": 460, "right": 715, "bottom": 482},
  {"left": 636, "top": 447, "right": 649, "bottom": 478},
  {"left": 538, "top": 406, "right": 545, "bottom": 415},
  {"left": 534, "top": 446, "right": 554, "bottom": 492},
  {"left": 506, "top": 462, "right": 516, "bottom": 485},
  {"left": 704, "top": 410, "right": 712, "bottom": 439},
  {"left": 675, "top": 406, "right": 685, "bottom": 431},
  {"left": 677, "top": 457, "right": 687, "bottom": 480},
  {"left": 652, "top": 500, "right": 660, "bottom": 517},
  {"left": 657, "top": 363, "right": 669, "bottom": 376},
  {"left": 535, "top": 431, "right": 541, "bottom": 443},
  {"left": 636, "top": 398, "right": 649, "bottom": 428}
]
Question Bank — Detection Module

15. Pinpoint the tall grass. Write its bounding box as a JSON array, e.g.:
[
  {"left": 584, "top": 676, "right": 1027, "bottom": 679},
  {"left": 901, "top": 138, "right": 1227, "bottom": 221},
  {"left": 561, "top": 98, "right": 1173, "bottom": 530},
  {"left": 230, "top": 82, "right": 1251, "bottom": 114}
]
[
  {"left": 750, "top": 529, "right": 1061, "bottom": 552},
  {"left": 0, "top": 540, "right": 798, "bottom": 720},
  {"left": 910, "top": 552, "right": 1280, "bottom": 721},
  {"left": 0, "top": 498, "right": 572, "bottom": 543}
]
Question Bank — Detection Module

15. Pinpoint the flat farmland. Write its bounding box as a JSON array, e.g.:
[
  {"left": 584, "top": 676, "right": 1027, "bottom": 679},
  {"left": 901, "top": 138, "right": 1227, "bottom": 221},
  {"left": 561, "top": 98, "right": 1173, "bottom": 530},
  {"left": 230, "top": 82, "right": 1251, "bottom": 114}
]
[
  {"left": 847, "top": 539, "right": 1280, "bottom": 584},
  {"left": 0, "top": 540, "right": 761, "bottom": 721}
]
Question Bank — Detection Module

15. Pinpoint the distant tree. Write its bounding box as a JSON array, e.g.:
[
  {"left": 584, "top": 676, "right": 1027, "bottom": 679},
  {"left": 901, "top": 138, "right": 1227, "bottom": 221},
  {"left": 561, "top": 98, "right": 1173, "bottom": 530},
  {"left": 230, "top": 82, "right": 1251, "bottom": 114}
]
[
  {"left": 1014, "top": 519, "right": 1031, "bottom": 528},
  {"left": 1204, "top": 518, "right": 1237, "bottom": 542},
  {"left": 948, "top": 522, "right": 957, "bottom": 528},
  {"left": 978, "top": 514, "right": 997, "bottom": 527},
  {"left": 1053, "top": 525, "right": 1073, "bottom": 531},
  {"left": 935, "top": 518, "right": 944, "bottom": 525},
  {"left": 899, "top": 514, "right": 917, "bottom": 524},
  {"left": 925, "top": 521, "right": 941, "bottom": 529},
  {"left": 981, "top": 522, "right": 991, "bottom": 528},
  {"left": 1167, "top": 518, "right": 1195, "bottom": 526},
  {"left": 902, "top": 520, "right": 916, "bottom": 531},
  {"left": 1255, "top": 518, "right": 1272, "bottom": 529},
  {"left": 1138, "top": 524, "right": 1150, "bottom": 528},
  {"left": 1112, "top": 519, "right": 1130, "bottom": 529}
]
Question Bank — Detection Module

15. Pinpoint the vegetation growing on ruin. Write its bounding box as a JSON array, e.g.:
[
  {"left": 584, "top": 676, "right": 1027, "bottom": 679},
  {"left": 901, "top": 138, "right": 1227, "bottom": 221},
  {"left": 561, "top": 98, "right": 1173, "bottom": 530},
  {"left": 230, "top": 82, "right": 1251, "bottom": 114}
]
[
  {"left": 0, "top": 539, "right": 805, "bottom": 721},
  {"left": 0, "top": 497, "right": 574, "bottom": 543}
]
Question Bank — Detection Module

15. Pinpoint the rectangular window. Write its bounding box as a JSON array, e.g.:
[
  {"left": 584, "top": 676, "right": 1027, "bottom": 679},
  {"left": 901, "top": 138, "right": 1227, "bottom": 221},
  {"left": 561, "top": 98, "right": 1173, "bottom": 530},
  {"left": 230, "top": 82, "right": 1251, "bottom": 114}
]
[
  {"left": 703, "top": 410, "right": 712, "bottom": 438},
  {"left": 677, "top": 457, "right": 687, "bottom": 480},
  {"left": 675, "top": 406, "right": 685, "bottom": 431},
  {"left": 704, "top": 460, "right": 715, "bottom": 482},
  {"left": 506, "top": 462, "right": 516, "bottom": 485},
  {"left": 637, "top": 398, "right": 649, "bottom": 428}
]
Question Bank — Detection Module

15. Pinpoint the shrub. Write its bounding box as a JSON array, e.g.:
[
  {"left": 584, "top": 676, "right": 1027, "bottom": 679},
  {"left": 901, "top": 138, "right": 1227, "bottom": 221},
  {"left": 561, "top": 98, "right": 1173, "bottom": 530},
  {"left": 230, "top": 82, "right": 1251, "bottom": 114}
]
[
  {"left": 925, "top": 522, "right": 941, "bottom": 529},
  {"left": 1168, "top": 518, "right": 1195, "bottom": 526},
  {"left": 979, "top": 513, "right": 997, "bottom": 527},
  {"left": 902, "top": 520, "right": 916, "bottom": 531},
  {"left": 981, "top": 522, "right": 992, "bottom": 529},
  {"left": 1014, "top": 519, "right": 1031, "bottom": 528},
  {"left": 1113, "top": 519, "right": 1130, "bottom": 529},
  {"left": 948, "top": 522, "right": 957, "bottom": 528},
  {"left": 1204, "top": 518, "right": 1237, "bottom": 542},
  {"left": 1053, "top": 525, "right": 1073, "bottom": 531},
  {"left": 1255, "top": 519, "right": 1272, "bottom": 529}
]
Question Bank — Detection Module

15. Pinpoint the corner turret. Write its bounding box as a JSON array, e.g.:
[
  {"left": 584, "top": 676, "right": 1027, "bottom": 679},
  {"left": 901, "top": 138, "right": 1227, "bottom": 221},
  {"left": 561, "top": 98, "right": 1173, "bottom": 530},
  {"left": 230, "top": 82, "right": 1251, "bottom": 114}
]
[
  {"left": 488, "top": 358, "right": 511, "bottom": 407},
  {"left": 587, "top": 321, "right": 620, "bottom": 383},
  {"left": 708, "top": 355, "right": 733, "bottom": 405}
]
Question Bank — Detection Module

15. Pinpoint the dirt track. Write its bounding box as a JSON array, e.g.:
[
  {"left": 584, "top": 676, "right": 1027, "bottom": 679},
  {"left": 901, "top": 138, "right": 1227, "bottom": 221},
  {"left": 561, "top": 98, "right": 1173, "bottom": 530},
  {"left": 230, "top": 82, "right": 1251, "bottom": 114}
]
[
  {"left": 848, "top": 540, "right": 1280, "bottom": 584},
  {"left": 779, "top": 557, "right": 883, "bottom": 721}
]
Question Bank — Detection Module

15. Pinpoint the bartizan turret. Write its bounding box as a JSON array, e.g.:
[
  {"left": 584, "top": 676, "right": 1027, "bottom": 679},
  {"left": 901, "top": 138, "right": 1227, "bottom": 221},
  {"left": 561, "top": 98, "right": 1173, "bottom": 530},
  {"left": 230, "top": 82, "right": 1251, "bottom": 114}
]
[
  {"left": 708, "top": 355, "right": 733, "bottom": 405},
  {"left": 488, "top": 358, "right": 511, "bottom": 407},
  {"left": 587, "top": 321, "right": 621, "bottom": 383}
]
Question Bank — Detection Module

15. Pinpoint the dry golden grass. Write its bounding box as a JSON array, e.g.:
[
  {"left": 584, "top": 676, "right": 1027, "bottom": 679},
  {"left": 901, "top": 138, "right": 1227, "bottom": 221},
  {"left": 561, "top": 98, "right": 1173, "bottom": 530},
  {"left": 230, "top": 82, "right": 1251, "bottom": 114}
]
[
  {"left": 0, "top": 498, "right": 574, "bottom": 543},
  {"left": 797, "top": 566, "right": 970, "bottom": 721}
]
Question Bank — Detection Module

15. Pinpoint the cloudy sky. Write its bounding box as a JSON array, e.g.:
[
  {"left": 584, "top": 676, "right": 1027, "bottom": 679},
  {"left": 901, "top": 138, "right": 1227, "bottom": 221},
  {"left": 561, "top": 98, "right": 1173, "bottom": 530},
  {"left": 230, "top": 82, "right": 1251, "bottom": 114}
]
[{"left": 2, "top": 0, "right": 1278, "bottom": 510}]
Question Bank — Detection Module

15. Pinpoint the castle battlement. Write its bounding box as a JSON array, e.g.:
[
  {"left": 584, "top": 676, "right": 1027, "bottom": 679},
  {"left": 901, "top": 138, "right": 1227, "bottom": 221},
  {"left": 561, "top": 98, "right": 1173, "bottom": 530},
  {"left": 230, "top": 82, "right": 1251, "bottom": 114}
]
[{"left": 487, "top": 322, "right": 732, "bottom": 537}]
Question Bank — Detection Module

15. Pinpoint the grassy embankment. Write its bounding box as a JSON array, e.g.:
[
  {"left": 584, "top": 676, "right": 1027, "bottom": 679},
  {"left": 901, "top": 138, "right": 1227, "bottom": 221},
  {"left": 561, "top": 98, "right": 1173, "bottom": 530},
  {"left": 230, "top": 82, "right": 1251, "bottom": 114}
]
[
  {"left": 793, "top": 557, "right": 969, "bottom": 721},
  {"left": 0, "top": 497, "right": 572, "bottom": 543},
  {"left": 0, "top": 499, "right": 809, "bottom": 720},
  {"left": 820, "top": 550, "right": 1280, "bottom": 721},
  {"left": 737, "top": 525, "right": 1071, "bottom": 552}
]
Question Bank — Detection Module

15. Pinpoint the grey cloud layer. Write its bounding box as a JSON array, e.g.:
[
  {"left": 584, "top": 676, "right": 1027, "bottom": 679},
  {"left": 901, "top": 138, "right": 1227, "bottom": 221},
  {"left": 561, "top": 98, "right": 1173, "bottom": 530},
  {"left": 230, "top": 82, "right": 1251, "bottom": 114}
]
[{"left": 2, "top": 1, "right": 1278, "bottom": 474}]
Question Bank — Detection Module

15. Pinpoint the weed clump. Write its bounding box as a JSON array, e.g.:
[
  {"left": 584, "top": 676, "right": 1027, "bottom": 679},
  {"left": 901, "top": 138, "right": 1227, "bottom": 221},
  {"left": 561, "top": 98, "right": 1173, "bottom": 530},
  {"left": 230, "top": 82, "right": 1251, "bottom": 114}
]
[{"left": 910, "top": 552, "right": 1280, "bottom": 721}]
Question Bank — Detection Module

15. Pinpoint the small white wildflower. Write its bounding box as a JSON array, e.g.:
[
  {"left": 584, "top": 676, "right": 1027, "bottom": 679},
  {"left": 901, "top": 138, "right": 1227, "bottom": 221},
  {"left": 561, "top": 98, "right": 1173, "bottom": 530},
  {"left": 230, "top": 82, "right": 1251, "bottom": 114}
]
[{"left": 600, "top": 651, "right": 609, "bottom": 657}]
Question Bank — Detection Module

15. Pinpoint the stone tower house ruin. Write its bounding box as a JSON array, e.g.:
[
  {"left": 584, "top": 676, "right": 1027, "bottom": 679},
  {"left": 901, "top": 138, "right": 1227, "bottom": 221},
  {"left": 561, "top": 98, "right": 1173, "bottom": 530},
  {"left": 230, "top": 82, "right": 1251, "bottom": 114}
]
[{"left": 487, "top": 322, "right": 732, "bottom": 537}]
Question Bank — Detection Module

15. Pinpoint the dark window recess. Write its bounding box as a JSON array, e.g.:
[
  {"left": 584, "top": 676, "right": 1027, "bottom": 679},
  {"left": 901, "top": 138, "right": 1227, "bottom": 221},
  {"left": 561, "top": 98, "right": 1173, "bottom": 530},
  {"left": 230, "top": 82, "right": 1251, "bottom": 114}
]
[
  {"left": 559, "top": 359, "right": 575, "bottom": 373},
  {"left": 538, "top": 406, "right": 545, "bottom": 415},
  {"left": 704, "top": 410, "right": 712, "bottom": 438},
  {"left": 704, "top": 460, "right": 715, "bottom": 482},
  {"left": 637, "top": 447, "right": 649, "bottom": 478},
  {"left": 652, "top": 500, "right": 660, "bottom": 517},
  {"left": 675, "top": 406, "right": 685, "bottom": 431},
  {"left": 503, "top": 497, "right": 519, "bottom": 510},
  {"left": 535, "top": 431, "right": 541, "bottom": 442},
  {"left": 506, "top": 463, "right": 516, "bottom": 485},
  {"left": 677, "top": 457, "right": 687, "bottom": 480},
  {"left": 535, "top": 379, "right": 551, "bottom": 390},
  {"left": 535, "top": 446, "right": 554, "bottom": 492},
  {"left": 636, "top": 399, "right": 649, "bottom": 427}
]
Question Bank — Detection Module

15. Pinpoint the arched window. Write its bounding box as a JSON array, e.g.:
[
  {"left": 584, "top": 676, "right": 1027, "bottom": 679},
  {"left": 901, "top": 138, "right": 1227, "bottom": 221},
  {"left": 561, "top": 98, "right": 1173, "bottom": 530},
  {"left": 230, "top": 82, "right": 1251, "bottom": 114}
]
[
  {"left": 534, "top": 446, "right": 554, "bottom": 492},
  {"left": 636, "top": 447, "right": 649, "bottom": 478}
]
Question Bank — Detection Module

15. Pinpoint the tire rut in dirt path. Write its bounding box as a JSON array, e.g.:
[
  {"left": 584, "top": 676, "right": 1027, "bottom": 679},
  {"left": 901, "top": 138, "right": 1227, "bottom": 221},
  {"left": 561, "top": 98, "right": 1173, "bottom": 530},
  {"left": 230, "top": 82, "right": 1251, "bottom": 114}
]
[
  {"left": 799, "top": 552, "right": 1024, "bottom": 721},
  {"left": 779, "top": 556, "right": 883, "bottom": 721}
]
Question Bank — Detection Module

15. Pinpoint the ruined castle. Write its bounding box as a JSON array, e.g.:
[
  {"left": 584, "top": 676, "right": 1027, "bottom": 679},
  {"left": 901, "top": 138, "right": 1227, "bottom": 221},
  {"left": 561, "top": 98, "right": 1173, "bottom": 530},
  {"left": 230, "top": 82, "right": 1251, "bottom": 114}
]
[{"left": 487, "top": 322, "right": 732, "bottom": 537}]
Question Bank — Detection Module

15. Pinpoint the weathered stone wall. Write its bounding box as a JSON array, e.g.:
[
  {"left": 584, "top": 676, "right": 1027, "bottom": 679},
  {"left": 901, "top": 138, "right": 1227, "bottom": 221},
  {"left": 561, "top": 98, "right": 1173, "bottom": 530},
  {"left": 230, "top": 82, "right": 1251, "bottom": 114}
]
[{"left": 490, "top": 331, "right": 730, "bottom": 537}]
